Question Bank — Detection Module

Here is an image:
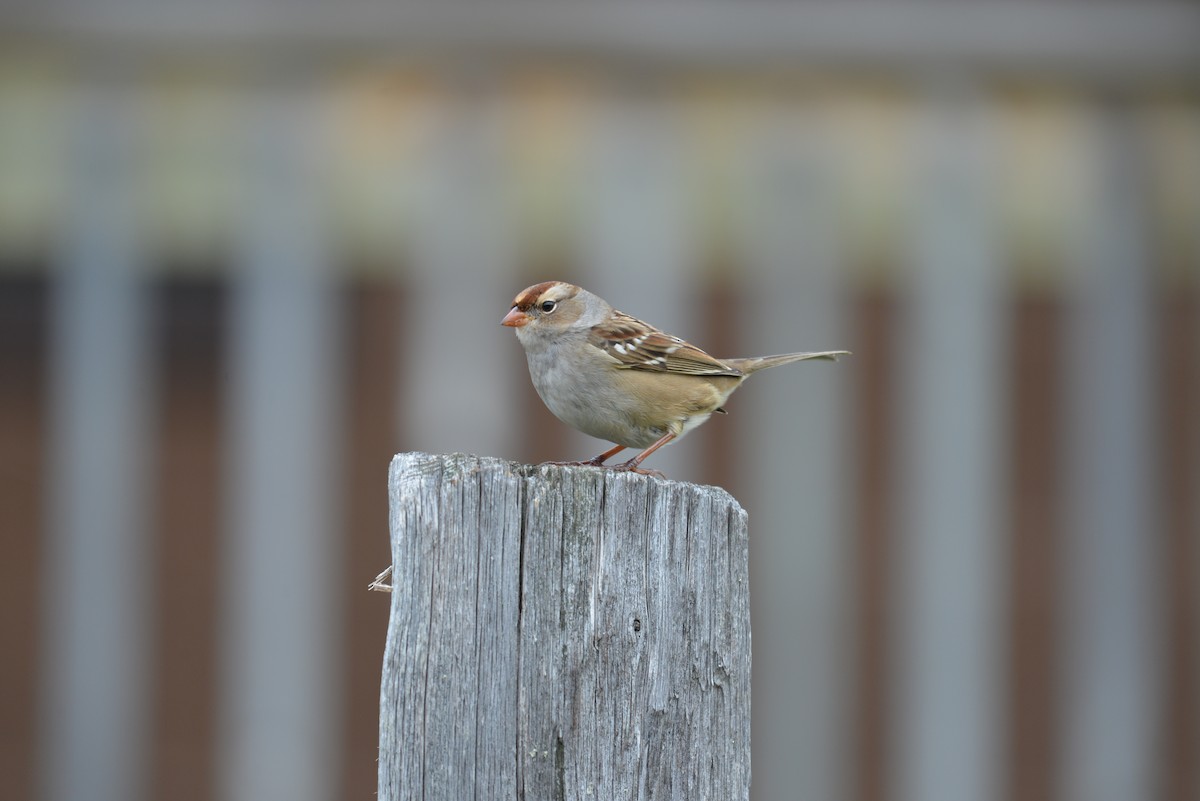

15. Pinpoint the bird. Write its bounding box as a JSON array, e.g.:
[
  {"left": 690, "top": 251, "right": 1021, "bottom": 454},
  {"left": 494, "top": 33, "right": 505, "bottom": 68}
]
[{"left": 501, "top": 280, "right": 849, "bottom": 476}]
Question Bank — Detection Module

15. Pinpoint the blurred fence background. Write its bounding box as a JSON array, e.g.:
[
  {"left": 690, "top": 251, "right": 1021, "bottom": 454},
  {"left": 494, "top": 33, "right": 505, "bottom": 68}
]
[{"left": 1, "top": 3, "right": 1197, "bottom": 801}]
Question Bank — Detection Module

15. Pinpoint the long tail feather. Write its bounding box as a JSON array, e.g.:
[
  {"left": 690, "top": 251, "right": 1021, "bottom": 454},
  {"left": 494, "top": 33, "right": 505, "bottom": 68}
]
[{"left": 724, "top": 350, "right": 850, "bottom": 375}]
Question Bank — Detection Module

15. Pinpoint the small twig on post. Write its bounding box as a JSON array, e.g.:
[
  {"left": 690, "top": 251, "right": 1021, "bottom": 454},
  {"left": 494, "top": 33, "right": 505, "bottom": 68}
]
[
  {"left": 378, "top": 452, "right": 752, "bottom": 801},
  {"left": 367, "top": 565, "right": 393, "bottom": 593}
]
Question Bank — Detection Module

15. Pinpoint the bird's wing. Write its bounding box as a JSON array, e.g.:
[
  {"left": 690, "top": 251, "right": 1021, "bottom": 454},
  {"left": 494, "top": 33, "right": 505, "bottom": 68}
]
[{"left": 588, "top": 310, "right": 744, "bottom": 377}]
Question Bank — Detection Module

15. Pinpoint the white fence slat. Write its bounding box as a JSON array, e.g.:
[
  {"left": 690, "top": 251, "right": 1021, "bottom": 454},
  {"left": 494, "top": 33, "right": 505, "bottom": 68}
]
[
  {"left": 220, "top": 82, "right": 342, "bottom": 801},
  {"left": 40, "top": 77, "right": 152, "bottom": 801},
  {"left": 735, "top": 101, "right": 854, "bottom": 801},
  {"left": 1059, "top": 104, "right": 1162, "bottom": 801},
  {"left": 575, "top": 90, "right": 701, "bottom": 480},
  {"left": 891, "top": 89, "right": 1006, "bottom": 801},
  {"left": 403, "top": 89, "right": 521, "bottom": 458}
]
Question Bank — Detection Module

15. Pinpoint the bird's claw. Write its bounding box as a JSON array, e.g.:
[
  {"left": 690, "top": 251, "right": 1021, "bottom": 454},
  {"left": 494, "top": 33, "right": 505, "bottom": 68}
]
[
  {"left": 541, "top": 458, "right": 665, "bottom": 478},
  {"left": 612, "top": 461, "right": 666, "bottom": 479}
]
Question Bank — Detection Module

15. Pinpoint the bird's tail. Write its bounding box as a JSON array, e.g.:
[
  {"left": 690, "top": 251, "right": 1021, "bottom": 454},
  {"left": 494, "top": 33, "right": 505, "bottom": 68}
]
[{"left": 724, "top": 350, "right": 850, "bottom": 375}]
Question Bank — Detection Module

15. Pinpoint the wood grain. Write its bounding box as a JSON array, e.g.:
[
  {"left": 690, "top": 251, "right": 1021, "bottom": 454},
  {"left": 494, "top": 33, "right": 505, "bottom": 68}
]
[{"left": 379, "top": 452, "right": 751, "bottom": 801}]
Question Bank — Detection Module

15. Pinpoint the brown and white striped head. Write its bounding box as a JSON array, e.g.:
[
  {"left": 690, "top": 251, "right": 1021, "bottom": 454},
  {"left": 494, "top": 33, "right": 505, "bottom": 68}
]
[{"left": 501, "top": 281, "right": 611, "bottom": 342}]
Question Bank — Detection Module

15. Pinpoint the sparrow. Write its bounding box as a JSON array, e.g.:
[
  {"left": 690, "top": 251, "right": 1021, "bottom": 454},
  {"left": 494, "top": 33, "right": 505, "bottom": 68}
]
[{"left": 502, "top": 280, "right": 849, "bottom": 475}]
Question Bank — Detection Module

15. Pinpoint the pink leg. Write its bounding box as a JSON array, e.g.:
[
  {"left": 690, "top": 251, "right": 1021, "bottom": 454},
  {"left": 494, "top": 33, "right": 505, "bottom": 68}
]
[{"left": 613, "top": 433, "right": 675, "bottom": 477}]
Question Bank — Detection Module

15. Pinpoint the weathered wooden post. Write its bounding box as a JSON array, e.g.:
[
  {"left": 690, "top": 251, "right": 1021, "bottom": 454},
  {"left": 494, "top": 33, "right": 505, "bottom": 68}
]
[{"left": 379, "top": 452, "right": 751, "bottom": 800}]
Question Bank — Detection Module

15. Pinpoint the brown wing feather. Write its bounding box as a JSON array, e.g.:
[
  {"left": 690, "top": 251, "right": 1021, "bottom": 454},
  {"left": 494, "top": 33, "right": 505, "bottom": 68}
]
[{"left": 588, "top": 310, "right": 744, "bottom": 377}]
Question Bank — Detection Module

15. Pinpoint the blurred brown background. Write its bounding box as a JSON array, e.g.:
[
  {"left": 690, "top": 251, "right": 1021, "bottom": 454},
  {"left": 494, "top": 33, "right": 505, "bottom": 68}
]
[{"left": 1, "top": 2, "right": 1197, "bottom": 801}]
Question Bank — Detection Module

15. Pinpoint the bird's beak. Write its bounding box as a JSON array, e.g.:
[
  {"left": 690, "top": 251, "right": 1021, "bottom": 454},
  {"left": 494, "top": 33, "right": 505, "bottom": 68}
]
[{"left": 501, "top": 307, "right": 530, "bottom": 327}]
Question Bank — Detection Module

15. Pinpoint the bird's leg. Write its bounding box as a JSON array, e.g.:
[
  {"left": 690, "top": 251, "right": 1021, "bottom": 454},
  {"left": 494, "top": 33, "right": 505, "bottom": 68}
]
[
  {"left": 586, "top": 443, "right": 628, "bottom": 466},
  {"left": 613, "top": 433, "right": 675, "bottom": 477},
  {"left": 543, "top": 443, "right": 626, "bottom": 468}
]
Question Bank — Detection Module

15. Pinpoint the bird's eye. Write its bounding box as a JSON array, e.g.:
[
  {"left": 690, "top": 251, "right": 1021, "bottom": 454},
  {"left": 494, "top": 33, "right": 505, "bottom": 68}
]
[{"left": 540, "top": 300, "right": 557, "bottom": 313}]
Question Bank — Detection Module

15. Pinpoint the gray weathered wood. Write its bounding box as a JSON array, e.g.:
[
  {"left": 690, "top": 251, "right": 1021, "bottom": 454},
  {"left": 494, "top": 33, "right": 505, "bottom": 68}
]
[{"left": 379, "top": 452, "right": 751, "bottom": 801}]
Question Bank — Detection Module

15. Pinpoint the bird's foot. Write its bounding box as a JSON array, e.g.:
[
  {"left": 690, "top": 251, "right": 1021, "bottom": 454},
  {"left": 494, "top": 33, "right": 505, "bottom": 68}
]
[
  {"left": 611, "top": 460, "right": 666, "bottom": 479},
  {"left": 541, "top": 444, "right": 627, "bottom": 469}
]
